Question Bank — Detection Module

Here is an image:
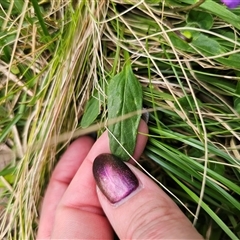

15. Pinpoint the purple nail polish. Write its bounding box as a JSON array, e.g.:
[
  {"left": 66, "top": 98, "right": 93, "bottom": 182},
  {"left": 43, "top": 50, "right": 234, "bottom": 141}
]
[{"left": 93, "top": 153, "right": 139, "bottom": 204}]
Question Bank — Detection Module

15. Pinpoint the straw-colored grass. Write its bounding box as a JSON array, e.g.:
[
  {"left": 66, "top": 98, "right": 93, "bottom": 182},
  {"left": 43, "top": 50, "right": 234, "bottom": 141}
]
[{"left": 0, "top": 0, "right": 240, "bottom": 239}]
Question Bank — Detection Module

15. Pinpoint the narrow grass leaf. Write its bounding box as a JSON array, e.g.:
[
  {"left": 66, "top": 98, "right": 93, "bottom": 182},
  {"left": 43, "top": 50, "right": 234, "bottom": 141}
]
[
  {"left": 30, "top": 0, "right": 50, "bottom": 37},
  {"left": 147, "top": 137, "right": 240, "bottom": 209},
  {"left": 170, "top": 173, "right": 238, "bottom": 240},
  {"left": 0, "top": 114, "right": 22, "bottom": 142},
  {"left": 145, "top": 148, "right": 239, "bottom": 209}
]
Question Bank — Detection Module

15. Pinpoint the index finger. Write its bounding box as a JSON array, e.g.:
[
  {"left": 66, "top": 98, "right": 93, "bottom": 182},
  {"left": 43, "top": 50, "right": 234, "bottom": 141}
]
[{"left": 37, "top": 136, "right": 94, "bottom": 239}]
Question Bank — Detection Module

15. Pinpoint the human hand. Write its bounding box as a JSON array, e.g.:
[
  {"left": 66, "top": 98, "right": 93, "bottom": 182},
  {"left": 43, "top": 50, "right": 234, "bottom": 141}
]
[{"left": 37, "top": 120, "right": 203, "bottom": 239}]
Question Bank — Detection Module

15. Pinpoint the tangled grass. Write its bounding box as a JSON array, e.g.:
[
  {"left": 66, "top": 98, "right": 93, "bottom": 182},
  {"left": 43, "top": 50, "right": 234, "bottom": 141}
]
[{"left": 0, "top": 0, "right": 239, "bottom": 239}]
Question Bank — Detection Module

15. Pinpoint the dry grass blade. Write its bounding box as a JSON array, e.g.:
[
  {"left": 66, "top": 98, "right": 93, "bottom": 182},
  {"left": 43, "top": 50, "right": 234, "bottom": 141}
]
[
  {"left": 0, "top": 0, "right": 108, "bottom": 238},
  {"left": 0, "top": 0, "right": 239, "bottom": 239}
]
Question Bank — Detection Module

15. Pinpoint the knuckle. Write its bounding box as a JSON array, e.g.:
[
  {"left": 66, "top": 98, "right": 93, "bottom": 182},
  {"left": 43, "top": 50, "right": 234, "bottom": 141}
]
[{"left": 125, "top": 199, "right": 183, "bottom": 239}]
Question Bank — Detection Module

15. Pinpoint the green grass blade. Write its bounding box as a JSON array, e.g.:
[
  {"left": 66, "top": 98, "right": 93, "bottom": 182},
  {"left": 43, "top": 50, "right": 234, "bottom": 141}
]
[{"left": 169, "top": 172, "right": 238, "bottom": 239}]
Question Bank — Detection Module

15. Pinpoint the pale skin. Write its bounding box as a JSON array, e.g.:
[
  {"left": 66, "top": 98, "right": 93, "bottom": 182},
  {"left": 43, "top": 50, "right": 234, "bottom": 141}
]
[{"left": 37, "top": 120, "right": 203, "bottom": 239}]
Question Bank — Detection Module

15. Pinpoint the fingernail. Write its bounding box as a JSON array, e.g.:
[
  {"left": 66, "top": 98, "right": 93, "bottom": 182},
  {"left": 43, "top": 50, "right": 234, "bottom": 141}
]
[{"left": 93, "top": 153, "right": 139, "bottom": 204}]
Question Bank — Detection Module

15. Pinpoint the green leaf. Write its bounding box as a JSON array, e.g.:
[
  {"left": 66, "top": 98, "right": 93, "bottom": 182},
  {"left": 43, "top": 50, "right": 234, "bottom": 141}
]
[
  {"left": 0, "top": 166, "right": 16, "bottom": 187},
  {"left": 145, "top": 0, "right": 161, "bottom": 3},
  {"left": 175, "top": 95, "right": 202, "bottom": 111},
  {"left": 218, "top": 54, "right": 240, "bottom": 69},
  {"left": 108, "top": 63, "right": 142, "bottom": 161},
  {"left": 192, "top": 33, "right": 223, "bottom": 56},
  {"left": 178, "top": 0, "right": 240, "bottom": 29},
  {"left": 208, "top": 161, "right": 225, "bottom": 176},
  {"left": 10, "top": 65, "right": 20, "bottom": 75},
  {"left": 0, "top": 113, "right": 23, "bottom": 142},
  {"left": 169, "top": 172, "right": 238, "bottom": 240},
  {"left": 234, "top": 81, "right": 240, "bottom": 114},
  {"left": 80, "top": 94, "right": 101, "bottom": 128},
  {"left": 168, "top": 32, "right": 193, "bottom": 52},
  {"left": 187, "top": 10, "right": 213, "bottom": 30},
  {"left": 215, "top": 30, "right": 236, "bottom": 48},
  {"left": 0, "top": 106, "right": 8, "bottom": 116}
]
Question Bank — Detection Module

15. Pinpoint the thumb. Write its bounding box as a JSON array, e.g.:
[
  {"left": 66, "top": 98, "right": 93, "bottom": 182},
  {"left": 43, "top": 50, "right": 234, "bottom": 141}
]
[{"left": 93, "top": 154, "right": 203, "bottom": 239}]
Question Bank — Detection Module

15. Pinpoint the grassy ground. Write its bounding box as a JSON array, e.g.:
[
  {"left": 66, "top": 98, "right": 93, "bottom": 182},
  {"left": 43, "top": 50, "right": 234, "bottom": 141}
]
[{"left": 0, "top": 0, "right": 240, "bottom": 239}]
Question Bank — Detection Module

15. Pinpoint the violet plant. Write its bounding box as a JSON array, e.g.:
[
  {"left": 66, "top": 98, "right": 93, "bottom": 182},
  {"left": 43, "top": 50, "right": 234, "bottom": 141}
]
[{"left": 221, "top": 0, "right": 240, "bottom": 8}]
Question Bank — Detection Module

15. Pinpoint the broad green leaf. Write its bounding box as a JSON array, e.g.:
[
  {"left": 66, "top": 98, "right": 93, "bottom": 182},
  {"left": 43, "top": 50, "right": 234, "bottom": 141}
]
[
  {"left": 14, "top": 0, "right": 24, "bottom": 13},
  {"left": 0, "top": 166, "right": 16, "bottom": 187},
  {"left": 168, "top": 32, "right": 193, "bottom": 52},
  {"left": 175, "top": 95, "right": 202, "bottom": 111},
  {"left": 108, "top": 63, "right": 142, "bottom": 161},
  {"left": 179, "top": 0, "right": 240, "bottom": 29},
  {"left": 208, "top": 161, "right": 225, "bottom": 176},
  {"left": 80, "top": 94, "right": 101, "bottom": 128},
  {"left": 187, "top": 147, "right": 204, "bottom": 158},
  {"left": 218, "top": 53, "right": 240, "bottom": 69},
  {"left": 215, "top": 30, "right": 236, "bottom": 48},
  {"left": 234, "top": 81, "right": 240, "bottom": 114},
  {"left": 192, "top": 33, "right": 223, "bottom": 56},
  {"left": 187, "top": 10, "right": 213, "bottom": 30},
  {"left": 10, "top": 65, "right": 20, "bottom": 75}
]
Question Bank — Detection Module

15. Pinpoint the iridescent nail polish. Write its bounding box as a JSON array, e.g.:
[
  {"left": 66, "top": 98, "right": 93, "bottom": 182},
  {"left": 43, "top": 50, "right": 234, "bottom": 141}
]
[{"left": 93, "top": 153, "right": 139, "bottom": 204}]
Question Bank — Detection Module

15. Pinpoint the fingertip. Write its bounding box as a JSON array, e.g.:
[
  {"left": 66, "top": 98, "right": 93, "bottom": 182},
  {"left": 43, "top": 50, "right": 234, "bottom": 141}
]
[{"left": 139, "top": 118, "right": 149, "bottom": 134}]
